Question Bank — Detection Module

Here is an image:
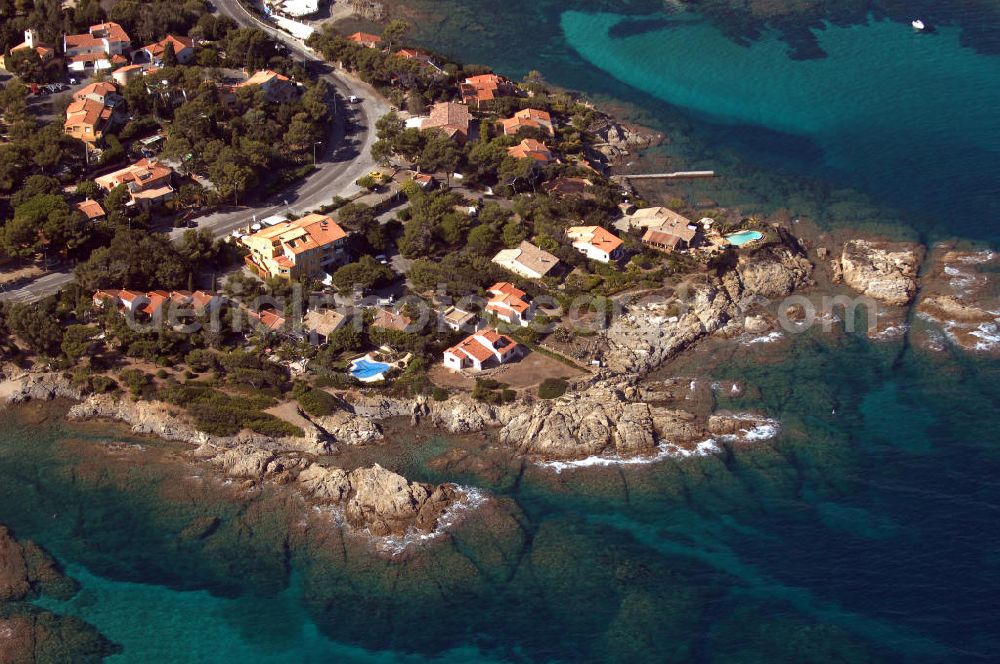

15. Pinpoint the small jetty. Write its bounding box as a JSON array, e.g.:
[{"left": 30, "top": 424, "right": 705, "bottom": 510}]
[{"left": 613, "top": 170, "right": 716, "bottom": 182}]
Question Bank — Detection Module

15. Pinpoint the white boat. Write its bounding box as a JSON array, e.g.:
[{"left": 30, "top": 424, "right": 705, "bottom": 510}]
[{"left": 912, "top": 19, "right": 926, "bottom": 30}]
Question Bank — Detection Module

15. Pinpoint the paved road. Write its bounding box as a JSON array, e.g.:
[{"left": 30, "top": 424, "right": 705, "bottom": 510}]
[{"left": 0, "top": 1, "right": 389, "bottom": 304}]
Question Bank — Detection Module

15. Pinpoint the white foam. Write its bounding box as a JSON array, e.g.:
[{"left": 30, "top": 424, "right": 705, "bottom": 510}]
[
  {"left": 743, "top": 331, "right": 784, "bottom": 345},
  {"left": 538, "top": 441, "right": 711, "bottom": 473},
  {"left": 874, "top": 323, "right": 909, "bottom": 340},
  {"left": 971, "top": 322, "right": 1000, "bottom": 351},
  {"left": 372, "top": 486, "right": 489, "bottom": 556},
  {"left": 956, "top": 250, "right": 995, "bottom": 264},
  {"left": 714, "top": 414, "right": 782, "bottom": 443}
]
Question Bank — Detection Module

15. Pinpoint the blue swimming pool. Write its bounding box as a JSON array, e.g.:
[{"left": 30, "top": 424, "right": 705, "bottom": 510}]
[
  {"left": 726, "top": 230, "right": 764, "bottom": 246},
  {"left": 349, "top": 357, "right": 391, "bottom": 381}
]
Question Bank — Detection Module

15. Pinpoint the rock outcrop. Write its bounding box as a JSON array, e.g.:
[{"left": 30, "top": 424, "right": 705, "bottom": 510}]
[
  {"left": 493, "top": 377, "right": 772, "bottom": 462},
  {"left": 205, "top": 445, "right": 464, "bottom": 538},
  {"left": 0, "top": 371, "right": 83, "bottom": 405},
  {"left": 602, "top": 236, "right": 813, "bottom": 375},
  {"left": 344, "top": 465, "right": 459, "bottom": 536},
  {"left": 67, "top": 394, "right": 329, "bottom": 455},
  {"left": 838, "top": 239, "right": 921, "bottom": 306},
  {"left": 734, "top": 243, "right": 814, "bottom": 299},
  {"left": 604, "top": 281, "right": 732, "bottom": 375}
]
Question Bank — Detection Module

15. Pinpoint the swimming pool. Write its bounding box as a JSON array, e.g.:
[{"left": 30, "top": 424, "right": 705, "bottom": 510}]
[
  {"left": 726, "top": 230, "right": 764, "bottom": 246},
  {"left": 349, "top": 357, "right": 392, "bottom": 382}
]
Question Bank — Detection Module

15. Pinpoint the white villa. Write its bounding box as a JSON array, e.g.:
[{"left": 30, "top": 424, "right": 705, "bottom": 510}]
[{"left": 443, "top": 328, "right": 521, "bottom": 372}]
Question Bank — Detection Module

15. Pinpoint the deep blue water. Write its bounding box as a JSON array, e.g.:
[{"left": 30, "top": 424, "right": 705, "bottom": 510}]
[
  {"left": 2, "top": 4, "right": 1000, "bottom": 662},
  {"left": 407, "top": 2, "right": 1000, "bottom": 243}
]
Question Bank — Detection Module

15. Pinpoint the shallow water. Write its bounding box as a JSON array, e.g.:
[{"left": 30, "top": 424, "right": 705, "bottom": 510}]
[
  {"left": 3, "top": 3, "right": 1000, "bottom": 661},
  {"left": 0, "top": 330, "right": 998, "bottom": 661}
]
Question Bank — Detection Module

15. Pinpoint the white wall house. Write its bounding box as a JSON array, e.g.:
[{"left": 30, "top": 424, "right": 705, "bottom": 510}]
[
  {"left": 566, "top": 226, "right": 624, "bottom": 263},
  {"left": 443, "top": 329, "right": 521, "bottom": 372}
]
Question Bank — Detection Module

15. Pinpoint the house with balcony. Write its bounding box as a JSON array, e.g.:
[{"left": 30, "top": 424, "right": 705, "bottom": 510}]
[
  {"left": 443, "top": 328, "right": 521, "bottom": 372},
  {"left": 64, "top": 97, "right": 112, "bottom": 143},
  {"left": 94, "top": 158, "right": 175, "bottom": 208},
  {"left": 136, "top": 35, "right": 194, "bottom": 67},
  {"left": 566, "top": 226, "right": 624, "bottom": 263},
  {"left": 501, "top": 108, "right": 554, "bottom": 137},
  {"left": 459, "top": 73, "right": 515, "bottom": 109},
  {"left": 485, "top": 282, "right": 533, "bottom": 327},
  {"left": 241, "top": 213, "right": 348, "bottom": 281},
  {"left": 63, "top": 22, "right": 130, "bottom": 72},
  {"left": 628, "top": 207, "right": 699, "bottom": 253}
]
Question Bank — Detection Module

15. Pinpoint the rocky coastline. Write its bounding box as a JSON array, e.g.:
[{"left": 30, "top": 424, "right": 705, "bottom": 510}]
[{"left": 2, "top": 231, "right": 995, "bottom": 552}]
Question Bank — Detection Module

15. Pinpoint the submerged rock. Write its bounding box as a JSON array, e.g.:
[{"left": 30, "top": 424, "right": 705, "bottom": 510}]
[
  {"left": 915, "top": 246, "right": 1000, "bottom": 353},
  {"left": 0, "top": 526, "right": 76, "bottom": 602},
  {"left": 0, "top": 525, "right": 118, "bottom": 663}
]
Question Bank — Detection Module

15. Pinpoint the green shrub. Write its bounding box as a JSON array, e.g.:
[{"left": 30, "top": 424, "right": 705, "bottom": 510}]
[
  {"left": 185, "top": 349, "right": 218, "bottom": 373},
  {"left": 159, "top": 384, "right": 299, "bottom": 437},
  {"left": 431, "top": 387, "right": 449, "bottom": 401},
  {"left": 296, "top": 388, "right": 339, "bottom": 417},
  {"left": 119, "top": 369, "right": 150, "bottom": 397},
  {"left": 501, "top": 388, "right": 517, "bottom": 403},
  {"left": 90, "top": 375, "right": 117, "bottom": 394},
  {"left": 313, "top": 375, "right": 336, "bottom": 388},
  {"left": 538, "top": 378, "right": 568, "bottom": 400}
]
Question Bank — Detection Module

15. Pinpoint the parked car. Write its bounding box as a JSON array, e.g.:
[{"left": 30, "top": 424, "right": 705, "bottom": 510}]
[
  {"left": 348, "top": 95, "right": 360, "bottom": 103},
  {"left": 375, "top": 254, "right": 388, "bottom": 265}
]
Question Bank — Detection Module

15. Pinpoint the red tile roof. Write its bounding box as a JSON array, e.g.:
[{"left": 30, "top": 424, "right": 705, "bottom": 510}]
[
  {"left": 347, "top": 32, "right": 382, "bottom": 46},
  {"left": 74, "top": 81, "right": 117, "bottom": 102},
  {"left": 142, "top": 34, "right": 193, "bottom": 59},
  {"left": 75, "top": 199, "right": 106, "bottom": 220},
  {"left": 460, "top": 74, "right": 514, "bottom": 105},
  {"left": 90, "top": 22, "right": 130, "bottom": 43},
  {"left": 249, "top": 309, "right": 286, "bottom": 332},
  {"left": 568, "top": 226, "right": 623, "bottom": 254},
  {"left": 141, "top": 290, "right": 170, "bottom": 316},
  {"left": 507, "top": 138, "right": 553, "bottom": 163}
]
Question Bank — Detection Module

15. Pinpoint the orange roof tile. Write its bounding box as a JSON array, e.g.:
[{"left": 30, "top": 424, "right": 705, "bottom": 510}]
[
  {"left": 141, "top": 290, "right": 170, "bottom": 315},
  {"left": 75, "top": 199, "right": 106, "bottom": 220},
  {"left": 74, "top": 81, "right": 117, "bottom": 101},
  {"left": 347, "top": 32, "right": 382, "bottom": 46},
  {"left": 488, "top": 282, "right": 526, "bottom": 299},
  {"left": 568, "top": 226, "right": 623, "bottom": 253},
  {"left": 249, "top": 309, "right": 286, "bottom": 331},
  {"left": 450, "top": 336, "right": 494, "bottom": 363},
  {"left": 507, "top": 138, "right": 553, "bottom": 163},
  {"left": 371, "top": 308, "right": 412, "bottom": 332},
  {"left": 142, "top": 34, "right": 193, "bottom": 59},
  {"left": 89, "top": 22, "right": 130, "bottom": 43}
]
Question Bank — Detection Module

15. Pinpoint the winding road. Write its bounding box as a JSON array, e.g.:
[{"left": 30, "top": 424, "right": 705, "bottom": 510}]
[{"left": 0, "top": 1, "right": 389, "bottom": 303}]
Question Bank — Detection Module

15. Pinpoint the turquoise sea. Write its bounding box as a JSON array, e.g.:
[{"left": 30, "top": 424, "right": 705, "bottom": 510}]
[{"left": 4, "top": 3, "right": 1000, "bottom": 662}]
